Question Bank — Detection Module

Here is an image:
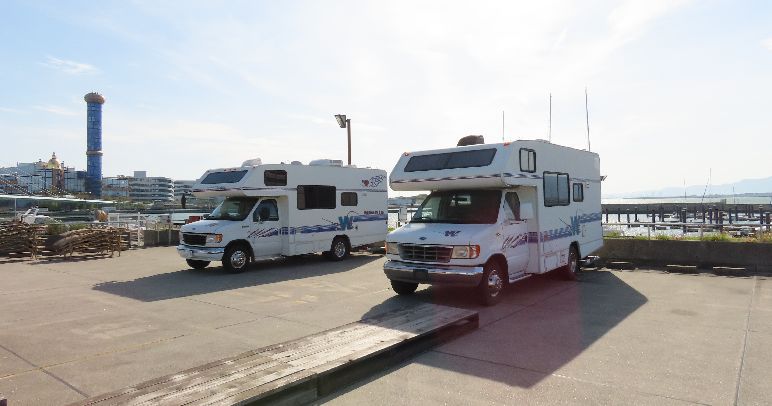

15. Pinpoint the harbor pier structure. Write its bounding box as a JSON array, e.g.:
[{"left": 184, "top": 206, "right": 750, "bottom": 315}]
[{"left": 84, "top": 92, "right": 105, "bottom": 198}]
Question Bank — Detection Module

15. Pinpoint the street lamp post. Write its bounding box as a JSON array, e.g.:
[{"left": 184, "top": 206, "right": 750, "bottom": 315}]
[{"left": 334, "top": 114, "right": 352, "bottom": 165}]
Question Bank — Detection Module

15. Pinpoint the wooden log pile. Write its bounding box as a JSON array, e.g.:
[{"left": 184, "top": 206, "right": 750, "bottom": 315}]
[
  {"left": 45, "top": 227, "right": 122, "bottom": 258},
  {"left": 0, "top": 221, "right": 42, "bottom": 258}
]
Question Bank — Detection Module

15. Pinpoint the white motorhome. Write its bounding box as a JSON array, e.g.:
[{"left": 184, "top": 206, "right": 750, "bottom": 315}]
[
  {"left": 385, "top": 139, "right": 602, "bottom": 305},
  {"left": 177, "top": 158, "right": 388, "bottom": 272}
]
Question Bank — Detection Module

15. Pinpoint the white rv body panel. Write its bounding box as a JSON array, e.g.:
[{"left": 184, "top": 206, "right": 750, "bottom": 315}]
[
  {"left": 384, "top": 140, "right": 602, "bottom": 290},
  {"left": 177, "top": 162, "right": 387, "bottom": 266}
]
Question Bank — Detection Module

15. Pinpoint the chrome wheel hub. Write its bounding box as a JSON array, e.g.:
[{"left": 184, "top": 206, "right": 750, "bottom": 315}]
[
  {"left": 230, "top": 250, "right": 246, "bottom": 268},
  {"left": 334, "top": 241, "right": 346, "bottom": 258},
  {"left": 487, "top": 270, "right": 503, "bottom": 296}
]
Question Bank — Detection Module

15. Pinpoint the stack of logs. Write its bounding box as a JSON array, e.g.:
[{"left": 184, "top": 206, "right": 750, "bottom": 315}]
[
  {"left": 0, "top": 222, "right": 42, "bottom": 258},
  {"left": 45, "top": 227, "right": 122, "bottom": 258},
  {"left": 0, "top": 222, "right": 123, "bottom": 259}
]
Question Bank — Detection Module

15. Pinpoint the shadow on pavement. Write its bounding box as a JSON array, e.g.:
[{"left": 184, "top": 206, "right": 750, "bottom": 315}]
[
  {"left": 92, "top": 253, "right": 382, "bottom": 302},
  {"left": 359, "top": 269, "right": 647, "bottom": 389}
]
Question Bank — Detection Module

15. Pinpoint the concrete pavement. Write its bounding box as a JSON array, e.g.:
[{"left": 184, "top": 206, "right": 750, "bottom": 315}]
[{"left": 0, "top": 247, "right": 770, "bottom": 405}]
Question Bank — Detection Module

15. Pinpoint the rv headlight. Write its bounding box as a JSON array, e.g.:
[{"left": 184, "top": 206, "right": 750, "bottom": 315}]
[
  {"left": 206, "top": 234, "right": 223, "bottom": 244},
  {"left": 385, "top": 242, "right": 399, "bottom": 255},
  {"left": 451, "top": 245, "right": 480, "bottom": 259}
]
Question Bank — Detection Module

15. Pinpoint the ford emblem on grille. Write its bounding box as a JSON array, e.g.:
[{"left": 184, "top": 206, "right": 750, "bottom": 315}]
[{"left": 419, "top": 236, "right": 427, "bottom": 240}]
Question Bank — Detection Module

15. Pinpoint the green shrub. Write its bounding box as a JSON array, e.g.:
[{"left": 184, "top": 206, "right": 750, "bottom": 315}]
[{"left": 701, "top": 233, "right": 732, "bottom": 242}]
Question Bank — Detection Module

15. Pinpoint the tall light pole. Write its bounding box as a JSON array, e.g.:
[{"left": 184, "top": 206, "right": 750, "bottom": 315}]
[{"left": 335, "top": 114, "right": 352, "bottom": 165}]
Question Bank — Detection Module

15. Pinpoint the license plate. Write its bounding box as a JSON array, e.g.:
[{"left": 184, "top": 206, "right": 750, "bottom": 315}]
[{"left": 414, "top": 269, "right": 429, "bottom": 281}]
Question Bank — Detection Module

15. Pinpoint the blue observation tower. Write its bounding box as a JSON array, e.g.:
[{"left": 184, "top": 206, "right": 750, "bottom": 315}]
[{"left": 84, "top": 92, "right": 105, "bottom": 198}]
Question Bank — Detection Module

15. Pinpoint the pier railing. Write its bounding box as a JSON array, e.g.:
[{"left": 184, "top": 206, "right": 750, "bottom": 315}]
[{"left": 603, "top": 221, "right": 772, "bottom": 240}]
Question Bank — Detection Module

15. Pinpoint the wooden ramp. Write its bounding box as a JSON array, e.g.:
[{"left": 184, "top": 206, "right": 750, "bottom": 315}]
[{"left": 70, "top": 303, "right": 478, "bottom": 406}]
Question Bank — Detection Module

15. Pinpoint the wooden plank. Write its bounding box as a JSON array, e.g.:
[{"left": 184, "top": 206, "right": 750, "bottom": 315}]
[
  {"left": 70, "top": 304, "right": 477, "bottom": 406},
  {"left": 71, "top": 307, "right": 429, "bottom": 405},
  {"left": 81, "top": 305, "right": 450, "bottom": 405},
  {"left": 185, "top": 307, "right": 476, "bottom": 405},
  {"left": 138, "top": 306, "right": 464, "bottom": 405}
]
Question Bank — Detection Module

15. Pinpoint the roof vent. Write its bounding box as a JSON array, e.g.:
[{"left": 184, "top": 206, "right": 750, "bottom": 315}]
[
  {"left": 291, "top": 161, "right": 303, "bottom": 165},
  {"left": 309, "top": 159, "right": 343, "bottom": 167},
  {"left": 241, "top": 158, "right": 263, "bottom": 167},
  {"left": 457, "top": 135, "right": 485, "bottom": 147}
]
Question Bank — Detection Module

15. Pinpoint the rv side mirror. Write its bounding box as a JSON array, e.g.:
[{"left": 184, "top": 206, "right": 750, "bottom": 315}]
[{"left": 520, "top": 203, "right": 534, "bottom": 220}]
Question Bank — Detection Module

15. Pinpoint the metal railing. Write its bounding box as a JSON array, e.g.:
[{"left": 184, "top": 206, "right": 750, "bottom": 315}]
[{"left": 603, "top": 221, "right": 771, "bottom": 240}]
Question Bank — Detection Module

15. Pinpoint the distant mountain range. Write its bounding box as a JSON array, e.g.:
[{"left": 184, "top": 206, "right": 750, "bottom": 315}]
[{"left": 605, "top": 176, "right": 772, "bottom": 199}]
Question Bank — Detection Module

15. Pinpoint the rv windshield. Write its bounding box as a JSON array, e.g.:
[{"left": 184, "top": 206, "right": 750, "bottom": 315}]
[
  {"left": 411, "top": 190, "right": 501, "bottom": 224},
  {"left": 207, "top": 197, "right": 258, "bottom": 221}
]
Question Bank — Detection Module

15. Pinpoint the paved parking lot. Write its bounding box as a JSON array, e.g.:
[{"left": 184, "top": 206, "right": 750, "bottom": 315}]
[{"left": 0, "top": 247, "right": 770, "bottom": 405}]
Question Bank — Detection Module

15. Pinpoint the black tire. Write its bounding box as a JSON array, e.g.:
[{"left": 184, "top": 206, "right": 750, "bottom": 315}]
[
  {"left": 223, "top": 244, "right": 250, "bottom": 273},
  {"left": 391, "top": 280, "right": 418, "bottom": 295},
  {"left": 561, "top": 245, "right": 580, "bottom": 280},
  {"left": 186, "top": 259, "right": 210, "bottom": 270},
  {"left": 478, "top": 260, "right": 507, "bottom": 306},
  {"left": 326, "top": 237, "right": 350, "bottom": 261}
]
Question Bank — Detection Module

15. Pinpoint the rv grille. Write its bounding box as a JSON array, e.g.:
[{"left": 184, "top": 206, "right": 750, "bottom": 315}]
[
  {"left": 182, "top": 233, "right": 207, "bottom": 246},
  {"left": 398, "top": 244, "right": 452, "bottom": 263}
]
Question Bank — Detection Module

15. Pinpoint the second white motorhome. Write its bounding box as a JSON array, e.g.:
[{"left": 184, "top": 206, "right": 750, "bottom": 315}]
[
  {"left": 384, "top": 138, "right": 602, "bottom": 305},
  {"left": 178, "top": 158, "right": 388, "bottom": 272}
]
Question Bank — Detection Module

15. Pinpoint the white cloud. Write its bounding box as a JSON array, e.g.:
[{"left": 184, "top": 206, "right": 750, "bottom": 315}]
[
  {"left": 33, "top": 105, "right": 78, "bottom": 116},
  {"left": 41, "top": 56, "right": 98, "bottom": 74},
  {"left": 763, "top": 37, "right": 772, "bottom": 51},
  {"left": 0, "top": 107, "right": 23, "bottom": 113}
]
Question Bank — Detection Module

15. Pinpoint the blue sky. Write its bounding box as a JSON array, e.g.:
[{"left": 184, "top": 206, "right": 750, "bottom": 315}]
[{"left": 0, "top": 0, "right": 770, "bottom": 196}]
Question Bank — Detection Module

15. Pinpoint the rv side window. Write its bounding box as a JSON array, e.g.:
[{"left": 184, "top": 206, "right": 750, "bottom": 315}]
[
  {"left": 201, "top": 170, "right": 248, "bottom": 184},
  {"left": 505, "top": 192, "right": 521, "bottom": 221},
  {"left": 519, "top": 148, "right": 536, "bottom": 173},
  {"left": 573, "top": 183, "right": 584, "bottom": 202},
  {"left": 543, "top": 172, "right": 570, "bottom": 206},
  {"left": 297, "top": 185, "right": 336, "bottom": 210},
  {"left": 341, "top": 192, "right": 358, "bottom": 206},
  {"left": 404, "top": 148, "right": 497, "bottom": 172},
  {"left": 264, "top": 170, "right": 287, "bottom": 186}
]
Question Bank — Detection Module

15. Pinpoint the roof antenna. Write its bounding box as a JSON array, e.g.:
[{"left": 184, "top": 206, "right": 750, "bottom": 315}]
[
  {"left": 548, "top": 92, "right": 552, "bottom": 142},
  {"left": 501, "top": 110, "right": 505, "bottom": 142},
  {"left": 585, "top": 86, "right": 591, "bottom": 151}
]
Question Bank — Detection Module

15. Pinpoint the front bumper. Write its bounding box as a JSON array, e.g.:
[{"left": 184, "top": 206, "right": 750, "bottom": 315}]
[
  {"left": 176, "top": 245, "right": 225, "bottom": 262},
  {"left": 383, "top": 260, "right": 484, "bottom": 287}
]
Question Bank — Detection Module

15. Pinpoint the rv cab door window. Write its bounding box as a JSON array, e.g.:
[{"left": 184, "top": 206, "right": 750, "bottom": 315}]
[
  {"left": 505, "top": 192, "right": 521, "bottom": 221},
  {"left": 254, "top": 199, "right": 279, "bottom": 222}
]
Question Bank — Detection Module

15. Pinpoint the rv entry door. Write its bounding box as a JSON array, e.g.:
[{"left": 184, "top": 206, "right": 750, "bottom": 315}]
[
  {"left": 502, "top": 192, "right": 529, "bottom": 280},
  {"left": 249, "top": 199, "right": 282, "bottom": 257}
]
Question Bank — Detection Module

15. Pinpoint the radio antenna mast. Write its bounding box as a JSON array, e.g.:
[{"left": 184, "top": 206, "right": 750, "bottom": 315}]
[
  {"left": 549, "top": 93, "right": 552, "bottom": 142},
  {"left": 502, "top": 110, "right": 505, "bottom": 142},
  {"left": 585, "top": 86, "right": 591, "bottom": 151}
]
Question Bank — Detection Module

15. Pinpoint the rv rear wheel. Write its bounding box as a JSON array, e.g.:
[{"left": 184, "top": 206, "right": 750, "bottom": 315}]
[
  {"left": 391, "top": 280, "right": 418, "bottom": 295},
  {"left": 478, "top": 261, "right": 505, "bottom": 306},
  {"left": 560, "top": 245, "right": 580, "bottom": 280},
  {"left": 326, "top": 237, "right": 350, "bottom": 261},
  {"left": 186, "top": 259, "right": 210, "bottom": 270},
  {"left": 223, "top": 244, "right": 250, "bottom": 273}
]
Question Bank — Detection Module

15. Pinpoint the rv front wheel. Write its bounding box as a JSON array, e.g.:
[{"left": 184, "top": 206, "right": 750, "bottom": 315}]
[
  {"left": 391, "top": 280, "right": 418, "bottom": 295},
  {"left": 186, "top": 259, "right": 210, "bottom": 270},
  {"left": 478, "top": 261, "right": 505, "bottom": 306},
  {"left": 223, "top": 244, "right": 250, "bottom": 273},
  {"left": 326, "top": 237, "right": 350, "bottom": 261}
]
